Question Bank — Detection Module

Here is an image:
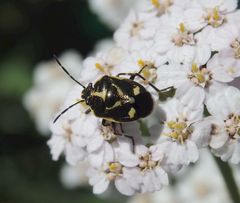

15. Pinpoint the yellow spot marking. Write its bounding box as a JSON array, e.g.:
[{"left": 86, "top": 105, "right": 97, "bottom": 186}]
[
  {"left": 128, "top": 108, "right": 136, "bottom": 119},
  {"left": 151, "top": 0, "right": 161, "bottom": 8},
  {"left": 112, "top": 84, "right": 124, "bottom": 97},
  {"left": 92, "top": 91, "right": 106, "bottom": 101},
  {"left": 133, "top": 86, "right": 140, "bottom": 95},
  {"left": 179, "top": 23, "right": 185, "bottom": 33},
  {"left": 106, "top": 101, "right": 121, "bottom": 110}
]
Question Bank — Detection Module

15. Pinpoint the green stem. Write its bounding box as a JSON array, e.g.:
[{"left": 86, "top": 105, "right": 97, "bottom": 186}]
[{"left": 213, "top": 156, "right": 240, "bottom": 203}]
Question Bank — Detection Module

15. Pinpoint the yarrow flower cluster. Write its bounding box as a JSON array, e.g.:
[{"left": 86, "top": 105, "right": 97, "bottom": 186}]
[
  {"left": 48, "top": 0, "right": 240, "bottom": 196},
  {"left": 23, "top": 50, "right": 83, "bottom": 135}
]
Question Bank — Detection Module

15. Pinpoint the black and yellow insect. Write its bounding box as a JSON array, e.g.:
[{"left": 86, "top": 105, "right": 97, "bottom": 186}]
[{"left": 53, "top": 55, "right": 174, "bottom": 124}]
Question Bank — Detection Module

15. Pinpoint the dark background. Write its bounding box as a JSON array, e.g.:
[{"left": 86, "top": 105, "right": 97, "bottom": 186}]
[{"left": 0, "top": 1, "right": 116, "bottom": 202}]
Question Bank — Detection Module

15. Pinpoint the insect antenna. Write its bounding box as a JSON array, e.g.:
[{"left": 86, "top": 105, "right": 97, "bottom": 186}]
[
  {"left": 53, "top": 100, "right": 84, "bottom": 123},
  {"left": 53, "top": 54, "right": 86, "bottom": 89}
]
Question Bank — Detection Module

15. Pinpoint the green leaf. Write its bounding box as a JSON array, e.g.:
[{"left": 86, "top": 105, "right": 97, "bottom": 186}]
[{"left": 159, "top": 87, "right": 176, "bottom": 101}]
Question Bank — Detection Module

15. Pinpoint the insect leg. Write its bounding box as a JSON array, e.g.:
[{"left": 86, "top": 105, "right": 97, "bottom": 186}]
[
  {"left": 85, "top": 109, "right": 91, "bottom": 114},
  {"left": 124, "top": 135, "right": 135, "bottom": 153},
  {"left": 117, "top": 72, "right": 161, "bottom": 93},
  {"left": 102, "top": 119, "right": 111, "bottom": 127},
  {"left": 117, "top": 72, "right": 175, "bottom": 100}
]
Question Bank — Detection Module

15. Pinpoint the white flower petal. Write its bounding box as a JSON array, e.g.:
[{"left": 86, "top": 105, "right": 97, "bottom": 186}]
[
  {"left": 230, "top": 141, "right": 240, "bottom": 164},
  {"left": 115, "top": 178, "right": 135, "bottom": 196},
  {"left": 155, "top": 167, "right": 169, "bottom": 186},
  {"left": 93, "top": 176, "right": 110, "bottom": 194},
  {"left": 176, "top": 81, "right": 205, "bottom": 109}
]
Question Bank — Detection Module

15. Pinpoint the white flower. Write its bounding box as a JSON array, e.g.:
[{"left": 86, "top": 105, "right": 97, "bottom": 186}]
[
  {"left": 114, "top": 10, "right": 159, "bottom": 51},
  {"left": 120, "top": 48, "right": 167, "bottom": 98},
  {"left": 207, "top": 52, "right": 240, "bottom": 82},
  {"left": 157, "top": 98, "right": 211, "bottom": 166},
  {"left": 175, "top": 149, "right": 232, "bottom": 203},
  {"left": 87, "top": 158, "right": 140, "bottom": 196},
  {"left": 79, "top": 114, "right": 141, "bottom": 168},
  {"left": 23, "top": 50, "right": 82, "bottom": 135},
  {"left": 47, "top": 117, "right": 86, "bottom": 166},
  {"left": 47, "top": 84, "right": 88, "bottom": 165},
  {"left": 191, "top": 0, "right": 240, "bottom": 51},
  {"left": 81, "top": 46, "right": 126, "bottom": 83},
  {"left": 118, "top": 143, "right": 169, "bottom": 193},
  {"left": 46, "top": 0, "right": 240, "bottom": 196},
  {"left": 156, "top": 58, "right": 232, "bottom": 109},
  {"left": 88, "top": 0, "right": 139, "bottom": 29},
  {"left": 127, "top": 187, "right": 177, "bottom": 203},
  {"left": 184, "top": 0, "right": 238, "bottom": 31},
  {"left": 60, "top": 161, "right": 89, "bottom": 189},
  {"left": 153, "top": 9, "right": 211, "bottom": 64},
  {"left": 206, "top": 86, "right": 240, "bottom": 164},
  {"left": 138, "top": 0, "right": 191, "bottom": 17},
  {"left": 208, "top": 24, "right": 240, "bottom": 51}
]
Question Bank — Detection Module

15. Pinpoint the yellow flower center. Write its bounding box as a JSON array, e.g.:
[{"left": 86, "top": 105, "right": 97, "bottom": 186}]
[
  {"left": 105, "top": 162, "right": 123, "bottom": 181},
  {"left": 151, "top": 0, "right": 173, "bottom": 15},
  {"left": 225, "top": 113, "right": 240, "bottom": 139},
  {"left": 95, "top": 63, "right": 113, "bottom": 75},
  {"left": 231, "top": 40, "right": 240, "bottom": 59},
  {"left": 151, "top": 0, "right": 161, "bottom": 8},
  {"left": 137, "top": 59, "right": 157, "bottom": 83},
  {"left": 164, "top": 119, "right": 191, "bottom": 144},
  {"left": 101, "top": 124, "right": 118, "bottom": 142},
  {"left": 205, "top": 7, "right": 225, "bottom": 28},
  {"left": 172, "top": 23, "right": 195, "bottom": 47},
  {"left": 138, "top": 152, "right": 159, "bottom": 172},
  {"left": 188, "top": 63, "right": 212, "bottom": 88}
]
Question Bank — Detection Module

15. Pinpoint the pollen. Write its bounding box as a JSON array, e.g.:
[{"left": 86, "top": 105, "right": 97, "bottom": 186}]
[
  {"left": 137, "top": 59, "right": 157, "bottom": 83},
  {"left": 191, "top": 63, "right": 198, "bottom": 73},
  {"left": 213, "top": 7, "right": 220, "bottom": 21},
  {"left": 231, "top": 40, "right": 240, "bottom": 59},
  {"left": 224, "top": 113, "right": 240, "bottom": 139},
  {"left": 138, "top": 59, "right": 145, "bottom": 67},
  {"left": 205, "top": 7, "right": 225, "bottom": 28},
  {"left": 109, "top": 162, "right": 122, "bottom": 173},
  {"left": 188, "top": 64, "right": 212, "bottom": 88},
  {"left": 151, "top": 0, "right": 161, "bottom": 8},
  {"left": 95, "top": 63, "right": 105, "bottom": 72},
  {"left": 138, "top": 152, "right": 159, "bottom": 172},
  {"left": 105, "top": 162, "right": 123, "bottom": 181},
  {"left": 164, "top": 119, "right": 191, "bottom": 144},
  {"left": 95, "top": 62, "right": 113, "bottom": 75},
  {"left": 171, "top": 24, "right": 195, "bottom": 47},
  {"left": 179, "top": 23, "right": 185, "bottom": 33}
]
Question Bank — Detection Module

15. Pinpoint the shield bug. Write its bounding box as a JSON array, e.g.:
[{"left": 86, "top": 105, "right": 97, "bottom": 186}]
[{"left": 52, "top": 55, "right": 175, "bottom": 124}]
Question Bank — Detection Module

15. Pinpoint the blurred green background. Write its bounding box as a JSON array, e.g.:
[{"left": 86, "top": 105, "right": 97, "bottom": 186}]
[{"left": 0, "top": 1, "right": 119, "bottom": 202}]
